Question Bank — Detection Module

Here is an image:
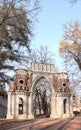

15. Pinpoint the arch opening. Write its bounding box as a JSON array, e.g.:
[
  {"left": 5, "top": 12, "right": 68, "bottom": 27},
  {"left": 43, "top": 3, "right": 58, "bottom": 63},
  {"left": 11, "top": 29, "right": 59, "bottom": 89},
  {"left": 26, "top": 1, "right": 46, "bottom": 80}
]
[{"left": 32, "top": 76, "right": 53, "bottom": 118}]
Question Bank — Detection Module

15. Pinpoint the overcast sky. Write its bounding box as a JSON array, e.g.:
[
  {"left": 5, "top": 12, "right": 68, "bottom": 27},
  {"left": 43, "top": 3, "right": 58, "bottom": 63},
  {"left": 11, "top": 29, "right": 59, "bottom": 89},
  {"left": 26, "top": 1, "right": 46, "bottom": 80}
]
[{"left": 31, "top": 0, "right": 81, "bottom": 71}]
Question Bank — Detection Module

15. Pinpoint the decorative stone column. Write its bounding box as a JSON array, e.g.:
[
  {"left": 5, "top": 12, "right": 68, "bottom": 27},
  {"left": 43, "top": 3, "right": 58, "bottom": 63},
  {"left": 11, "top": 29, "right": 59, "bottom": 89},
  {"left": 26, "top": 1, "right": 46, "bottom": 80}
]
[
  {"left": 28, "top": 92, "right": 34, "bottom": 119},
  {"left": 11, "top": 94, "right": 14, "bottom": 117},
  {"left": 7, "top": 91, "right": 13, "bottom": 119},
  {"left": 70, "top": 94, "right": 73, "bottom": 117},
  {"left": 50, "top": 93, "right": 57, "bottom": 118},
  {"left": 16, "top": 94, "right": 18, "bottom": 116},
  {"left": 66, "top": 97, "right": 70, "bottom": 115},
  {"left": 23, "top": 93, "right": 28, "bottom": 117}
]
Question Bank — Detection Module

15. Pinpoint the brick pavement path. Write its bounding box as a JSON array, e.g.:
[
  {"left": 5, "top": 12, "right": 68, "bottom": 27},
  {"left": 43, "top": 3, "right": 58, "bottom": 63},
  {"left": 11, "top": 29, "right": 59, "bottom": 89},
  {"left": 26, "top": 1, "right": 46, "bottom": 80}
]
[{"left": 0, "top": 117, "right": 81, "bottom": 130}]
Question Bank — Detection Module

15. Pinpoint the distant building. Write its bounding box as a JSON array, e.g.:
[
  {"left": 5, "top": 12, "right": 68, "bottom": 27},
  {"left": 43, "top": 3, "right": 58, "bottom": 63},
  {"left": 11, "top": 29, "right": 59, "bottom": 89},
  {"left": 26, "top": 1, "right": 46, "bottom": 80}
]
[{"left": 7, "top": 62, "right": 73, "bottom": 119}]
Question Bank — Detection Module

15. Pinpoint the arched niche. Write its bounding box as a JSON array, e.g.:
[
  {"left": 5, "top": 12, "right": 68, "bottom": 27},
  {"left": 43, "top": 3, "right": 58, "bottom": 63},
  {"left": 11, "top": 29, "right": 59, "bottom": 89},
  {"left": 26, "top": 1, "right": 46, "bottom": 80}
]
[
  {"left": 18, "top": 98, "right": 23, "bottom": 115},
  {"left": 63, "top": 99, "right": 67, "bottom": 114}
]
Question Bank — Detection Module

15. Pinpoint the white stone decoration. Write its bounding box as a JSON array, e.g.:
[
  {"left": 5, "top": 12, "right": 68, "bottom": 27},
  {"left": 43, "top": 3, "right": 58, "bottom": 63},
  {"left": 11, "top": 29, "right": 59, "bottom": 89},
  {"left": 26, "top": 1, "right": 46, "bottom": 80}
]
[{"left": 7, "top": 62, "right": 73, "bottom": 119}]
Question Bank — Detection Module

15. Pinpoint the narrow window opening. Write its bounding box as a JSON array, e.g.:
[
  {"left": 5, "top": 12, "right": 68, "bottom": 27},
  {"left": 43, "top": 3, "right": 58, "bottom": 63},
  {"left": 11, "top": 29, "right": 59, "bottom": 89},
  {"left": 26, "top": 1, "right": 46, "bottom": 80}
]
[
  {"left": 63, "top": 99, "right": 67, "bottom": 114},
  {"left": 19, "top": 98, "right": 23, "bottom": 114}
]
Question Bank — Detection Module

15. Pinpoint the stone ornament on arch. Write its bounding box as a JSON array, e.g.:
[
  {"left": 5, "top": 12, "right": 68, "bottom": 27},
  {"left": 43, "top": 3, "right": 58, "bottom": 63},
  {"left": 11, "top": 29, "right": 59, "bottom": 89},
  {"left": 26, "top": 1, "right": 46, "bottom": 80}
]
[
  {"left": 31, "top": 74, "right": 55, "bottom": 94},
  {"left": 6, "top": 62, "right": 73, "bottom": 119}
]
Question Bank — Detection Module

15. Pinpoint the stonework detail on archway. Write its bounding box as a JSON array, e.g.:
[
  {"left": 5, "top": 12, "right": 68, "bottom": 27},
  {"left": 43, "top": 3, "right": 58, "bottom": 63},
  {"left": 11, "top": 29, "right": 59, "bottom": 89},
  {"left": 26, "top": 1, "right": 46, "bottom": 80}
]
[
  {"left": 7, "top": 62, "right": 73, "bottom": 119},
  {"left": 33, "top": 76, "right": 52, "bottom": 96}
]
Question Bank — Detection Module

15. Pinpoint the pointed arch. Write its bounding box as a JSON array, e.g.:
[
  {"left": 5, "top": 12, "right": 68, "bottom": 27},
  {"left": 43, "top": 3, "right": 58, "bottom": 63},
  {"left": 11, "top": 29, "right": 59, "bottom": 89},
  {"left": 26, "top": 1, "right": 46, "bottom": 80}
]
[
  {"left": 31, "top": 74, "right": 54, "bottom": 117},
  {"left": 31, "top": 74, "right": 54, "bottom": 94}
]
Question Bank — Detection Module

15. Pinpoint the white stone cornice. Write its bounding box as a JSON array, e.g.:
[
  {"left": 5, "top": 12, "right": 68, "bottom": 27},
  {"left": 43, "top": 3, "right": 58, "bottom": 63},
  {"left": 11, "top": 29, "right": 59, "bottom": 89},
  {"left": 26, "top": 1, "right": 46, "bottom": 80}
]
[{"left": 56, "top": 92, "right": 70, "bottom": 97}]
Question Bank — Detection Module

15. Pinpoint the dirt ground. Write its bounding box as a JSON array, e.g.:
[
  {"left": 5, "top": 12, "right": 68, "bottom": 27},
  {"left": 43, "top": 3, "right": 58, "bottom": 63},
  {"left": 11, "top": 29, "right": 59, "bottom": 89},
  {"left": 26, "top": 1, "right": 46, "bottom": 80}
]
[{"left": 0, "top": 117, "right": 81, "bottom": 130}]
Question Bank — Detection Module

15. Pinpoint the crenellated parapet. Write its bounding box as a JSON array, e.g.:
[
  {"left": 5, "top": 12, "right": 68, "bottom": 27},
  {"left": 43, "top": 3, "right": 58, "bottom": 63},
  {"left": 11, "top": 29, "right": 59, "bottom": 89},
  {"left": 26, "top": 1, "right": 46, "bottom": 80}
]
[{"left": 31, "top": 62, "right": 56, "bottom": 73}]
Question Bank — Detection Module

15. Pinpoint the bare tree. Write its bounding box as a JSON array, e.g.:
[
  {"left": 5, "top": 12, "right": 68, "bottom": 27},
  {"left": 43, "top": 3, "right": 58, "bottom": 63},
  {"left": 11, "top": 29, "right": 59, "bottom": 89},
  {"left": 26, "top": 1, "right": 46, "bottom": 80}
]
[
  {"left": 59, "top": 21, "right": 81, "bottom": 92},
  {"left": 29, "top": 45, "right": 55, "bottom": 64},
  {"left": 59, "top": 21, "right": 81, "bottom": 70},
  {"left": 69, "top": 0, "right": 80, "bottom": 4},
  {"left": 69, "top": 0, "right": 78, "bottom": 3},
  {"left": 33, "top": 87, "right": 50, "bottom": 117},
  {"left": 73, "top": 94, "right": 81, "bottom": 114}
]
